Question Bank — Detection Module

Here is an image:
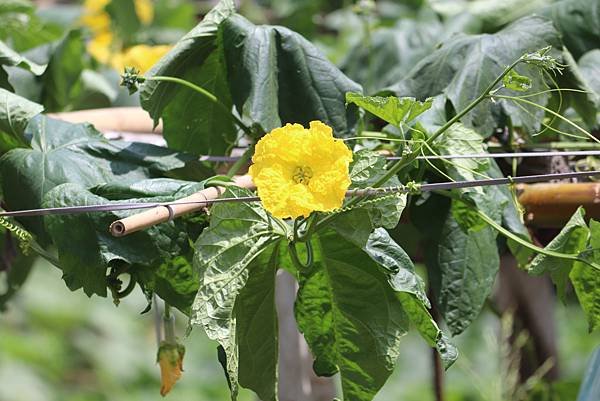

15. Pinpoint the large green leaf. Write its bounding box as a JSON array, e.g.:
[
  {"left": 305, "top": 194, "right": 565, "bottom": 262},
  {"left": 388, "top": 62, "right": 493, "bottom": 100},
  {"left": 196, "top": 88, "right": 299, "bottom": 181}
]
[
  {"left": 390, "top": 16, "right": 561, "bottom": 135},
  {"left": 105, "top": 0, "right": 141, "bottom": 47},
  {"left": 190, "top": 187, "right": 284, "bottom": 399},
  {"left": 236, "top": 242, "right": 280, "bottom": 401},
  {"left": 42, "top": 179, "right": 204, "bottom": 298},
  {"left": 340, "top": 14, "right": 444, "bottom": 93},
  {"left": 346, "top": 92, "right": 432, "bottom": 128},
  {"left": 40, "top": 29, "right": 87, "bottom": 112},
  {"left": 221, "top": 14, "right": 362, "bottom": 136},
  {"left": 529, "top": 207, "right": 589, "bottom": 301},
  {"left": 542, "top": 0, "right": 600, "bottom": 59},
  {"left": 159, "top": 50, "right": 236, "bottom": 155},
  {"left": 0, "top": 115, "right": 208, "bottom": 237},
  {"left": 434, "top": 200, "right": 500, "bottom": 335},
  {"left": 357, "top": 228, "right": 458, "bottom": 368},
  {"left": 295, "top": 229, "right": 410, "bottom": 401},
  {"left": 0, "top": 87, "right": 43, "bottom": 151},
  {"left": 140, "top": 0, "right": 236, "bottom": 155},
  {"left": 570, "top": 219, "right": 600, "bottom": 332},
  {"left": 434, "top": 123, "right": 490, "bottom": 183},
  {"left": 141, "top": 0, "right": 234, "bottom": 119}
]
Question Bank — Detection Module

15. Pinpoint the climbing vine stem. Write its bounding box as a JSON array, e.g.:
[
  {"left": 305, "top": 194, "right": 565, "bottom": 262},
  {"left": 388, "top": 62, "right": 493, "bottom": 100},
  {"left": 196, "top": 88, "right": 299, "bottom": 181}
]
[{"left": 438, "top": 190, "right": 600, "bottom": 272}]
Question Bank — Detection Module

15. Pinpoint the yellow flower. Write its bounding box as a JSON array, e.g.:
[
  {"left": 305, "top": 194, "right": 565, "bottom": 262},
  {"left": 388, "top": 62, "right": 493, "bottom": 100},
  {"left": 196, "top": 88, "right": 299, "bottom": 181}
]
[
  {"left": 249, "top": 121, "right": 353, "bottom": 219},
  {"left": 83, "top": 0, "right": 110, "bottom": 14},
  {"left": 116, "top": 44, "right": 171, "bottom": 73},
  {"left": 134, "top": 0, "right": 154, "bottom": 25},
  {"left": 87, "top": 31, "right": 114, "bottom": 65},
  {"left": 157, "top": 342, "right": 185, "bottom": 396}
]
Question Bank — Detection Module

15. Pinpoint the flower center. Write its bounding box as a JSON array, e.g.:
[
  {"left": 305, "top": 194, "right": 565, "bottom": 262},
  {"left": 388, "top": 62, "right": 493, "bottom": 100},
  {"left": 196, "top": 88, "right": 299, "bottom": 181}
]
[{"left": 293, "top": 166, "right": 313, "bottom": 185}]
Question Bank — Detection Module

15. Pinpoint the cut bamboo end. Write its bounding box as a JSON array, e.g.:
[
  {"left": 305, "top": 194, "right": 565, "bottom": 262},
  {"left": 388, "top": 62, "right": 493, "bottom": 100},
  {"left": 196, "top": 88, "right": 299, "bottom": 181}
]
[
  {"left": 518, "top": 182, "right": 600, "bottom": 227},
  {"left": 109, "top": 175, "right": 254, "bottom": 237}
]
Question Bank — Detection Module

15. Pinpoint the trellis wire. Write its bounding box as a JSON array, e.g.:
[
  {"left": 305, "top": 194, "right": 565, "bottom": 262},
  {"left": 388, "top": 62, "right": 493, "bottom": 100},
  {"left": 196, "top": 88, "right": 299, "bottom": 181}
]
[
  {"left": 1, "top": 170, "right": 598, "bottom": 218},
  {"left": 199, "top": 150, "right": 600, "bottom": 163}
]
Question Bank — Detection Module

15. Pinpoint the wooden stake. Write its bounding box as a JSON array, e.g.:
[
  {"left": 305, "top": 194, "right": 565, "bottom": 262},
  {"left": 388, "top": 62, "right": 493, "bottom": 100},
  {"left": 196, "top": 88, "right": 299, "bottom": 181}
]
[
  {"left": 109, "top": 175, "right": 254, "bottom": 237},
  {"left": 48, "top": 107, "right": 161, "bottom": 133},
  {"left": 518, "top": 182, "right": 600, "bottom": 227}
]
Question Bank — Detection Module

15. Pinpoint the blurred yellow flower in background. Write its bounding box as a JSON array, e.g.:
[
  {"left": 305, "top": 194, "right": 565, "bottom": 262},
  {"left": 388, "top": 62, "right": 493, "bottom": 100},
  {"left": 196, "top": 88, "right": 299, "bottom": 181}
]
[
  {"left": 81, "top": 0, "right": 170, "bottom": 73},
  {"left": 249, "top": 121, "right": 353, "bottom": 219}
]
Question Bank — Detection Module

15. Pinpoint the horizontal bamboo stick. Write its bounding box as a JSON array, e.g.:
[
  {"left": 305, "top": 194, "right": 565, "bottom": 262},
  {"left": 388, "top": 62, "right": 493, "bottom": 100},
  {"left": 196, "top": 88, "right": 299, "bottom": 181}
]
[
  {"left": 518, "top": 182, "right": 600, "bottom": 227},
  {"left": 109, "top": 175, "right": 254, "bottom": 237},
  {"left": 48, "top": 107, "right": 161, "bottom": 133}
]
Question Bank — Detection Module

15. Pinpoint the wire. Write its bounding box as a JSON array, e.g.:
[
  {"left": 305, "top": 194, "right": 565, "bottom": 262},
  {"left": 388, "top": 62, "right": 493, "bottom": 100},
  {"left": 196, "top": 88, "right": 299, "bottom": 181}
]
[{"left": 2, "top": 170, "right": 599, "bottom": 218}]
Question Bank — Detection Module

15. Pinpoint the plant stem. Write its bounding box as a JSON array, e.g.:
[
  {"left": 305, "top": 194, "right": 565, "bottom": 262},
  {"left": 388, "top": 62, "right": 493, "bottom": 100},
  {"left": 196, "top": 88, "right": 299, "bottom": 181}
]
[
  {"left": 315, "top": 59, "right": 523, "bottom": 231},
  {"left": 226, "top": 145, "right": 254, "bottom": 177},
  {"left": 440, "top": 191, "right": 600, "bottom": 272},
  {"left": 147, "top": 76, "right": 254, "bottom": 138},
  {"left": 490, "top": 94, "right": 600, "bottom": 144},
  {"left": 163, "top": 302, "right": 176, "bottom": 344},
  {"left": 372, "top": 58, "right": 523, "bottom": 189}
]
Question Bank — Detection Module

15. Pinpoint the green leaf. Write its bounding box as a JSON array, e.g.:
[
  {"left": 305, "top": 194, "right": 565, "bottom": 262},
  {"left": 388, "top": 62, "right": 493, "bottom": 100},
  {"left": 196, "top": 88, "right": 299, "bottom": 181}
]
[
  {"left": 0, "top": 115, "right": 208, "bottom": 238},
  {"left": 434, "top": 123, "right": 504, "bottom": 224},
  {"left": 398, "top": 293, "right": 458, "bottom": 369},
  {"left": 578, "top": 50, "right": 600, "bottom": 102},
  {"left": 105, "top": 0, "right": 141, "bottom": 47},
  {"left": 190, "top": 187, "right": 284, "bottom": 399},
  {"left": 340, "top": 13, "right": 444, "bottom": 93},
  {"left": 42, "top": 180, "right": 203, "bottom": 297},
  {"left": 221, "top": 14, "right": 362, "bottom": 136},
  {"left": 570, "top": 219, "right": 600, "bottom": 332},
  {"left": 236, "top": 242, "right": 280, "bottom": 401},
  {"left": 137, "top": 256, "right": 199, "bottom": 315},
  {"left": 295, "top": 229, "right": 410, "bottom": 401},
  {"left": 542, "top": 0, "right": 600, "bottom": 59},
  {"left": 529, "top": 207, "right": 589, "bottom": 301},
  {"left": 0, "top": 87, "right": 43, "bottom": 151},
  {"left": 345, "top": 92, "right": 433, "bottom": 128},
  {"left": 390, "top": 16, "right": 561, "bottom": 135},
  {"left": 140, "top": 0, "right": 235, "bottom": 122},
  {"left": 140, "top": 0, "right": 236, "bottom": 155},
  {"left": 0, "top": 40, "right": 45, "bottom": 75},
  {"left": 160, "top": 51, "right": 236, "bottom": 155},
  {"left": 502, "top": 69, "right": 532, "bottom": 92},
  {"left": 434, "top": 123, "right": 489, "bottom": 182},
  {"left": 435, "top": 200, "right": 500, "bottom": 335},
  {"left": 41, "top": 29, "right": 87, "bottom": 111}
]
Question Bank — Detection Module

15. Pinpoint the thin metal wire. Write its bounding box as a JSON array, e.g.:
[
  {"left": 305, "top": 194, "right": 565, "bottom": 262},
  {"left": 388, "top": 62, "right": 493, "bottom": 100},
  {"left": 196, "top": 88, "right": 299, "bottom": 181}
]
[
  {"left": 198, "top": 150, "right": 600, "bottom": 163},
  {"left": 1, "top": 170, "right": 599, "bottom": 218}
]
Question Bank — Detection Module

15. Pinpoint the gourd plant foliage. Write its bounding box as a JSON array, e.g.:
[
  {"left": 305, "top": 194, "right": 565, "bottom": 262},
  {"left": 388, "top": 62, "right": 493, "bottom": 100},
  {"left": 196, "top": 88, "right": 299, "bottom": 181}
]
[{"left": 1, "top": 1, "right": 600, "bottom": 400}]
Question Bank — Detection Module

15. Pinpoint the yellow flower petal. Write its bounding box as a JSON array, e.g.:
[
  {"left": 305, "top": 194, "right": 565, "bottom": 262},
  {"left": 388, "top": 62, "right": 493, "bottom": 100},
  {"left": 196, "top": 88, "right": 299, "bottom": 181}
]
[
  {"left": 87, "top": 31, "right": 114, "bottom": 65},
  {"left": 249, "top": 121, "right": 352, "bottom": 219},
  {"left": 117, "top": 44, "right": 172, "bottom": 73}
]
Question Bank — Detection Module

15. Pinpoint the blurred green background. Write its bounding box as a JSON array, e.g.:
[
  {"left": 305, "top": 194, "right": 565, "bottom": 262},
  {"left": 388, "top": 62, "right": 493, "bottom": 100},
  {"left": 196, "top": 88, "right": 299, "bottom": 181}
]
[{"left": 1, "top": 258, "right": 596, "bottom": 401}]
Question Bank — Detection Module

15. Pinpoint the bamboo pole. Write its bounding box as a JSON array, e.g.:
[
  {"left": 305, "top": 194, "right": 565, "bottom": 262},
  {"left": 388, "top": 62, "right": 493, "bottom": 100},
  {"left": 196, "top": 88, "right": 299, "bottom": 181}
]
[
  {"left": 518, "top": 182, "right": 600, "bottom": 227},
  {"left": 109, "top": 175, "right": 254, "bottom": 237},
  {"left": 48, "top": 107, "right": 161, "bottom": 133}
]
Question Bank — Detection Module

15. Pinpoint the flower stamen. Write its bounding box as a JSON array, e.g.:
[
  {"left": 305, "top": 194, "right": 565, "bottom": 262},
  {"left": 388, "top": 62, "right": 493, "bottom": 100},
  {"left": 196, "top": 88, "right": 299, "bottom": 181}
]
[{"left": 293, "top": 166, "right": 313, "bottom": 185}]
